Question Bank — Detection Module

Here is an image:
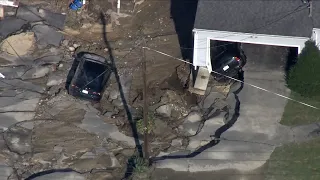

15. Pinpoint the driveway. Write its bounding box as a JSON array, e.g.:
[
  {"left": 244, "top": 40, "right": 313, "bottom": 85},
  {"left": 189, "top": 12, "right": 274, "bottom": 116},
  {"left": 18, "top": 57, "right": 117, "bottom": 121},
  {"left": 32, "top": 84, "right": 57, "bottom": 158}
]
[{"left": 151, "top": 44, "right": 309, "bottom": 179}]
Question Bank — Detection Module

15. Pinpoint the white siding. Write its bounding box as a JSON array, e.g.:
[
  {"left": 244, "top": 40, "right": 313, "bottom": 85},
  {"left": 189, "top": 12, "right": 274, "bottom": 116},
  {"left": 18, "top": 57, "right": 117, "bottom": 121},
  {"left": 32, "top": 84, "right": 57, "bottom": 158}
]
[{"left": 193, "top": 29, "right": 311, "bottom": 72}]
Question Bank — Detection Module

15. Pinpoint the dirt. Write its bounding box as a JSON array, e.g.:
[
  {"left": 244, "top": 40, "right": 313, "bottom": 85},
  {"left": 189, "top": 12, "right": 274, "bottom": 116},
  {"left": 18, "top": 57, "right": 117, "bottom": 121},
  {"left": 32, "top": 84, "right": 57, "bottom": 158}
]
[{"left": 0, "top": 0, "right": 231, "bottom": 179}]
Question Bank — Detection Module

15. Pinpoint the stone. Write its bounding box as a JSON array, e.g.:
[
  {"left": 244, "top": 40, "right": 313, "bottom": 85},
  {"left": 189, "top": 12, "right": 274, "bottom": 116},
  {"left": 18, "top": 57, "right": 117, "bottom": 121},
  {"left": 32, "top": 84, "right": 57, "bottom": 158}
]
[
  {"left": 69, "top": 47, "right": 75, "bottom": 52},
  {"left": 46, "top": 74, "right": 64, "bottom": 86},
  {"left": 32, "top": 24, "right": 64, "bottom": 47},
  {"left": 0, "top": 17, "right": 27, "bottom": 38},
  {"left": 73, "top": 44, "right": 80, "bottom": 48},
  {"left": 16, "top": 6, "right": 66, "bottom": 29},
  {"left": 184, "top": 112, "right": 202, "bottom": 123},
  {"left": 21, "top": 66, "right": 51, "bottom": 80},
  {"left": 4, "top": 126, "right": 32, "bottom": 155},
  {"left": 62, "top": 40, "right": 69, "bottom": 46},
  {"left": 156, "top": 105, "right": 172, "bottom": 117},
  {"left": 171, "top": 138, "right": 183, "bottom": 147},
  {"left": 30, "top": 172, "right": 86, "bottom": 180},
  {"left": 0, "top": 32, "right": 35, "bottom": 56},
  {"left": 109, "top": 90, "right": 120, "bottom": 100}
]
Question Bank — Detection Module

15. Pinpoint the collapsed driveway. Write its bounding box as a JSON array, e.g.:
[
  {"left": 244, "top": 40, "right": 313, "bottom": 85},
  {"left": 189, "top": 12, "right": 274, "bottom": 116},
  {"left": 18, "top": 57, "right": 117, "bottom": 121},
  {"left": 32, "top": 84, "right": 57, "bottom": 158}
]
[{"left": 152, "top": 44, "right": 317, "bottom": 174}]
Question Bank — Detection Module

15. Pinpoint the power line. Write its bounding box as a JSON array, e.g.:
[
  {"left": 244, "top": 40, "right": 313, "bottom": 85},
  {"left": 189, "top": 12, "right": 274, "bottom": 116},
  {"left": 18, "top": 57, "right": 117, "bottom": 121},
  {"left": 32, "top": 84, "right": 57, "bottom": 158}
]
[{"left": 142, "top": 46, "right": 320, "bottom": 109}]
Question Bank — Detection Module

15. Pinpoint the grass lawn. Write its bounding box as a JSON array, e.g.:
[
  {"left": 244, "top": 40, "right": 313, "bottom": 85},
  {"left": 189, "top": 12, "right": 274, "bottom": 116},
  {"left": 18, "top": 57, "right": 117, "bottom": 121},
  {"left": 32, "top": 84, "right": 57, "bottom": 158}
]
[
  {"left": 266, "top": 138, "right": 320, "bottom": 180},
  {"left": 266, "top": 92, "right": 320, "bottom": 180},
  {"left": 280, "top": 92, "right": 320, "bottom": 126}
]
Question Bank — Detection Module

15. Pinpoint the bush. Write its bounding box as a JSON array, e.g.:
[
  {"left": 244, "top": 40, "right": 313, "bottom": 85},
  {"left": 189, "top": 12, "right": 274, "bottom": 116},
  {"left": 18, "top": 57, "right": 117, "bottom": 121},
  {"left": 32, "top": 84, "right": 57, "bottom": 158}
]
[{"left": 287, "top": 41, "right": 320, "bottom": 97}]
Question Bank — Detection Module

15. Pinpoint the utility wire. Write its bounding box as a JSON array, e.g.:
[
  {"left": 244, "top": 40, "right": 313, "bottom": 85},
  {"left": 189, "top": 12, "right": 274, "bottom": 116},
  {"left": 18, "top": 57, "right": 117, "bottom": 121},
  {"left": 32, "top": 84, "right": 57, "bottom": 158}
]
[{"left": 142, "top": 46, "right": 320, "bottom": 109}]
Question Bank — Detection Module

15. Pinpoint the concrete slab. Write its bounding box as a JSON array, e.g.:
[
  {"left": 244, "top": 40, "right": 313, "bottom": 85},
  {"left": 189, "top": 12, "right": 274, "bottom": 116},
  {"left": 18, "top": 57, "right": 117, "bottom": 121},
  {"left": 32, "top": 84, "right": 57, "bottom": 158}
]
[
  {"left": 0, "top": 17, "right": 27, "bottom": 38},
  {"left": 16, "top": 5, "right": 66, "bottom": 29},
  {"left": 32, "top": 24, "right": 63, "bottom": 47}
]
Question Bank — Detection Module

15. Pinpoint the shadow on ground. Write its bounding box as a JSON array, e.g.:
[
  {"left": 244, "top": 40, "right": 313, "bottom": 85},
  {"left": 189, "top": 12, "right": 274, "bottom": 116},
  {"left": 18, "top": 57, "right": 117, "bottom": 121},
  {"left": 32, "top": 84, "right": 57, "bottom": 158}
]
[
  {"left": 285, "top": 47, "right": 298, "bottom": 82},
  {"left": 99, "top": 13, "right": 143, "bottom": 179}
]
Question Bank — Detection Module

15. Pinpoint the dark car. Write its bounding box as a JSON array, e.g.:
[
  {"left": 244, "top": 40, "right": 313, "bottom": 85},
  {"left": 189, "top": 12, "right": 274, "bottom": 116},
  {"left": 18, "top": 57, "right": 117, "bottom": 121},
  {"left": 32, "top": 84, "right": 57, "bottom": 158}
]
[
  {"left": 210, "top": 41, "right": 246, "bottom": 81},
  {"left": 66, "top": 52, "right": 112, "bottom": 101}
]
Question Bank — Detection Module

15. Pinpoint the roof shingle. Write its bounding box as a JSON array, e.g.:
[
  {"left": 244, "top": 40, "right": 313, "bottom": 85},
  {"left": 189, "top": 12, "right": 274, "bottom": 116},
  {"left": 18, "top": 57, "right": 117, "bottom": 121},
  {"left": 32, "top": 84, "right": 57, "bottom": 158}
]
[{"left": 194, "top": 0, "right": 320, "bottom": 37}]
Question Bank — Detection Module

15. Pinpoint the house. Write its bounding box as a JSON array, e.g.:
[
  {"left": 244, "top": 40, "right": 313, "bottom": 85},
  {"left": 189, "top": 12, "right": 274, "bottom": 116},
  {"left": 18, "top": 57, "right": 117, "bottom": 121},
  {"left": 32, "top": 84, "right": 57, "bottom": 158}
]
[
  {"left": 190, "top": 0, "right": 320, "bottom": 94},
  {"left": 192, "top": 0, "right": 320, "bottom": 73}
]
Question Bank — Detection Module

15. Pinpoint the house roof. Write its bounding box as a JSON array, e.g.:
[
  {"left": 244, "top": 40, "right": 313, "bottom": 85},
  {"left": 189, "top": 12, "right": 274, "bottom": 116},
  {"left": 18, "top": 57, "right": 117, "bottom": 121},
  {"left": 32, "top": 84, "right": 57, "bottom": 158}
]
[{"left": 194, "top": 0, "right": 320, "bottom": 37}]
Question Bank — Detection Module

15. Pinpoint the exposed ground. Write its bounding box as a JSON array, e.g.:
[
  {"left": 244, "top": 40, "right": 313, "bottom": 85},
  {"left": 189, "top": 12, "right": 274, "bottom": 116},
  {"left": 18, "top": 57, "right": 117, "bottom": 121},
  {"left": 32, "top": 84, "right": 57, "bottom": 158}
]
[{"left": 0, "top": 0, "right": 320, "bottom": 180}]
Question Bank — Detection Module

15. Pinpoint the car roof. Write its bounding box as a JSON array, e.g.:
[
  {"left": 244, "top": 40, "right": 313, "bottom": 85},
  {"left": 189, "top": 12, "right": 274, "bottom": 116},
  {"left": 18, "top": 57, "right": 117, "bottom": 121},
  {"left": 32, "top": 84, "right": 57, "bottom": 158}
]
[{"left": 77, "top": 52, "right": 111, "bottom": 65}]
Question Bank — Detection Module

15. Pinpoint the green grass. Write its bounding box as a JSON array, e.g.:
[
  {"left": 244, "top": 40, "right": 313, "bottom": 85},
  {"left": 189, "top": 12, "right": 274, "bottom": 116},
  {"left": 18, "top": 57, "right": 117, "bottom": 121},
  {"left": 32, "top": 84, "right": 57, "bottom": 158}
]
[
  {"left": 280, "top": 92, "right": 320, "bottom": 126},
  {"left": 266, "top": 139, "right": 320, "bottom": 180}
]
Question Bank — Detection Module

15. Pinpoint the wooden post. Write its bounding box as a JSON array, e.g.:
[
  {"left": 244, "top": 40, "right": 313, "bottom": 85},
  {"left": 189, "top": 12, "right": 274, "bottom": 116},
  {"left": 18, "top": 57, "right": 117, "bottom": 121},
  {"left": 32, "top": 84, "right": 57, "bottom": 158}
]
[{"left": 142, "top": 40, "right": 149, "bottom": 161}]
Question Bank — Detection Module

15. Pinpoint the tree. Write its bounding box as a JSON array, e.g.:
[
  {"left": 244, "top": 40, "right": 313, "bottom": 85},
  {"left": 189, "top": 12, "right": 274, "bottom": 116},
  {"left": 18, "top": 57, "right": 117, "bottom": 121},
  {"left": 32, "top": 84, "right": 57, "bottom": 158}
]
[{"left": 287, "top": 40, "right": 320, "bottom": 97}]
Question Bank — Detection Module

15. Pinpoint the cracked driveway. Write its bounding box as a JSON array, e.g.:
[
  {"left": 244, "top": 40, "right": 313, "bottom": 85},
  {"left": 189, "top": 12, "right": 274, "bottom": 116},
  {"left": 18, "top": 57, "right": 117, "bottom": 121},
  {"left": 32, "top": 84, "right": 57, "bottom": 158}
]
[{"left": 152, "top": 45, "right": 320, "bottom": 179}]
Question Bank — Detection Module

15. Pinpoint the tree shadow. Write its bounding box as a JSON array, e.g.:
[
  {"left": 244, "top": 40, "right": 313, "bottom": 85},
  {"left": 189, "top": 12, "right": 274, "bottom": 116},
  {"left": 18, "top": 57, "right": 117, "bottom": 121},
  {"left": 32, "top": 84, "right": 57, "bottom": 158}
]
[
  {"left": 285, "top": 47, "right": 298, "bottom": 82},
  {"left": 150, "top": 71, "right": 244, "bottom": 163},
  {"left": 99, "top": 13, "right": 143, "bottom": 179}
]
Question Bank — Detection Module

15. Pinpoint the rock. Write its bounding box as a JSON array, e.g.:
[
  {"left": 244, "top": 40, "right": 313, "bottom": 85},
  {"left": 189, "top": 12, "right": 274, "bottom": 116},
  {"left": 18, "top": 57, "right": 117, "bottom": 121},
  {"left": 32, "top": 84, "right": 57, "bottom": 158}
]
[
  {"left": 47, "top": 74, "right": 64, "bottom": 86},
  {"left": 4, "top": 126, "right": 32, "bottom": 155},
  {"left": 171, "top": 138, "right": 183, "bottom": 147},
  {"left": 62, "top": 40, "right": 69, "bottom": 46},
  {"left": 21, "top": 66, "right": 51, "bottom": 80},
  {"left": 0, "top": 17, "right": 27, "bottom": 38},
  {"left": 30, "top": 172, "right": 86, "bottom": 180},
  {"left": 156, "top": 105, "right": 172, "bottom": 117},
  {"left": 32, "top": 24, "right": 64, "bottom": 47},
  {"left": 109, "top": 90, "right": 120, "bottom": 100},
  {"left": 69, "top": 47, "right": 75, "bottom": 52},
  {"left": 184, "top": 112, "right": 202, "bottom": 123},
  {"left": 0, "top": 32, "right": 35, "bottom": 56},
  {"left": 73, "top": 44, "right": 80, "bottom": 48}
]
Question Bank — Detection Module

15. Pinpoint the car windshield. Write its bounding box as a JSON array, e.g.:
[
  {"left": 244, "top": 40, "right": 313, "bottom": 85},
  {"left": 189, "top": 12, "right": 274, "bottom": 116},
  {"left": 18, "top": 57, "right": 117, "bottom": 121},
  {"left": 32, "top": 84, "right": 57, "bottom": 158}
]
[{"left": 75, "top": 60, "right": 107, "bottom": 91}]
